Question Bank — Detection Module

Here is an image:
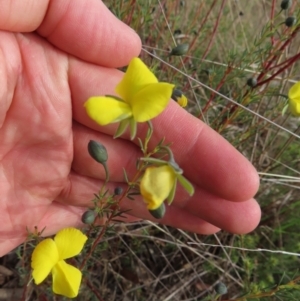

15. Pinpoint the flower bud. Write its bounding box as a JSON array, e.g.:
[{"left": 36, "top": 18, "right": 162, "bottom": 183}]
[
  {"left": 81, "top": 210, "right": 96, "bottom": 224},
  {"left": 174, "top": 29, "right": 182, "bottom": 36},
  {"left": 88, "top": 140, "right": 108, "bottom": 164},
  {"left": 215, "top": 282, "right": 228, "bottom": 295},
  {"left": 171, "top": 89, "right": 188, "bottom": 107},
  {"left": 170, "top": 43, "right": 189, "bottom": 56},
  {"left": 149, "top": 203, "right": 166, "bottom": 219},
  {"left": 114, "top": 187, "right": 123, "bottom": 196},
  {"left": 281, "top": 0, "right": 292, "bottom": 10},
  {"left": 285, "top": 16, "right": 296, "bottom": 27},
  {"left": 247, "top": 77, "right": 257, "bottom": 88}
]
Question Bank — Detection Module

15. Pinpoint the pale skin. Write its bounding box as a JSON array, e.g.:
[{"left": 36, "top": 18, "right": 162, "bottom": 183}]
[{"left": 0, "top": 0, "right": 261, "bottom": 256}]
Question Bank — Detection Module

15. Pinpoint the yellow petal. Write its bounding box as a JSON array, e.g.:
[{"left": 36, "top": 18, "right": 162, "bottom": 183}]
[
  {"left": 52, "top": 260, "right": 82, "bottom": 298},
  {"left": 288, "top": 82, "right": 300, "bottom": 116},
  {"left": 140, "top": 165, "right": 176, "bottom": 210},
  {"left": 31, "top": 238, "right": 59, "bottom": 284},
  {"left": 177, "top": 94, "right": 188, "bottom": 107},
  {"left": 115, "top": 57, "right": 158, "bottom": 101},
  {"left": 289, "top": 98, "right": 300, "bottom": 116},
  {"left": 85, "top": 96, "right": 132, "bottom": 125},
  {"left": 131, "top": 83, "right": 174, "bottom": 122},
  {"left": 54, "top": 228, "right": 87, "bottom": 260},
  {"left": 288, "top": 82, "right": 300, "bottom": 100}
]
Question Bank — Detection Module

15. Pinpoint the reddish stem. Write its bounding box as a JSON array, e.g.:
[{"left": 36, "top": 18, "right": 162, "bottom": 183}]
[
  {"left": 200, "top": 65, "right": 232, "bottom": 116},
  {"left": 87, "top": 280, "right": 105, "bottom": 301},
  {"left": 257, "top": 52, "right": 300, "bottom": 87},
  {"left": 257, "top": 26, "right": 300, "bottom": 82},
  {"left": 201, "top": 0, "right": 226, "bottom": 61}
]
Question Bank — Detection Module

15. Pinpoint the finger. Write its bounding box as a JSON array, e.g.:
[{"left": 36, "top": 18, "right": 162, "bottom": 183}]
[
  {"left": 36, "top": 202, "right": 140, "bottom": 235},
  {"left": 37, "top": 0, "right": 141, "bottom": 67},
  {"left": 0, "top": 0, "right": 141, "bottom": 67},
  {"left": 57, "top": 173, "right": 221, "bottom": 235},
  {"left": 0, "top": 202, "right": 140, "bottom": 256},
  {"left": 0, "top": 238, "right": 25, "bottom": 257},
  {"left": 181, "top": 191, "right": 261, "bottom": 234},
  {"left": 69, "top": 59, "right": 259, "bottom": 202},
  {"left": 0, "top": 203, "right": 83, "bottom": 257},
  {"left": 57, "top": 170, "right": 260, "bottom": 234},
  {"left": 0, "top": 0, "right": 49, "bottom": 32},
  {"left": 71, "top": 122, "right": 260, "bottom": 233}
]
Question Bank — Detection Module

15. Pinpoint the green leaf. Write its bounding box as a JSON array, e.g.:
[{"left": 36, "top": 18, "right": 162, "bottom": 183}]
[
  {"left": 114, "top": 119, "right": 129, "bottom": 138},
  {"left": 177, "top": 174, "right": 194, "bottom": 196},
  {"left": 278, "top": 93, "right": 289, "bottom": 100},
  {"left": 139, "top": 157, "right": 167, "bottom": 165},
  {"left": 129, "top": 118, "right": 137, "bottom": 140},
  {"left": 123, "top": 168, "right": 129, "bottom": 183},
  {"left": 167, "top": 179, "right": 177, "bottom": 205},
  {"left": 282, "top": 103, "right": 289, "bottom": 116},
  {"left": 137, "top": 137, "right": 144, "bottom": 152}
]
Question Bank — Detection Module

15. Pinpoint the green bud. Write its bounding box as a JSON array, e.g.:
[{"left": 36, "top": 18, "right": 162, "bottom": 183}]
[
  {"left": 215, "top": 282, "right": 228, "bottom": 295},
  {"left": 114, "top": 187, "right": 123, "bottom": 196},
  {"left": 174, "top": 29, "right": 182, "bottom": 36},
  {"left": 149, "top": 203, "right": 166, "bottom": 219},
  {"left": 285, "top": 16, "right": 296, "bottom": 27},
  {"left": 172, "top": 88, "right": 183, "bottom": 100},
  {"left": 170, "top": 43, "right": 189, "bottom": 56},
  {"left": 281, "top": 0, "right": 292, "bottom": 10},
  {"left": 88, "top": 140, "right": 108, "bottom": 164},
  {"left": 247, "top": 77, "right": 257, "bottom": 88},
  {"left": 81, "top": 210, "right": 96, "bottom": 224}
]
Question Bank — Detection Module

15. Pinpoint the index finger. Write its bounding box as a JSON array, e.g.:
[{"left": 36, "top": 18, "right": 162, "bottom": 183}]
[{"left": 0, "top": 0, "right": 141, "bottom": 67}]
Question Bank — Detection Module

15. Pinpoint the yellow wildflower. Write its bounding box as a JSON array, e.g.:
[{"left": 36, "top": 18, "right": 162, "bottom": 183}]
[
  {"left": 85, "top": 57, "right": 174, "bottom": 139},
  {"left": 288, "top": 81, "right": 300, "bottom": 116},
  {"left": 140, "top": 165, "right": 177, "bottom": 210},
  {"left": 31, "top": 228, "right": 87, "bottom": 298},
  {"left": 140, "top": 164, "right": 194, "bottom": 215}
]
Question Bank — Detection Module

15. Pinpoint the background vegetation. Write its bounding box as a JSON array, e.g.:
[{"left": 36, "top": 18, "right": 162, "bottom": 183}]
[{"left": 2, "top": 0, "right": 300, "bottom": 300}]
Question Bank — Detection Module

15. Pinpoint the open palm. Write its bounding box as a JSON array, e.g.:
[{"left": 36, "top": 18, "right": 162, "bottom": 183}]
[{"left": 0, "top": 0, "right": 261, "bottom": 256}]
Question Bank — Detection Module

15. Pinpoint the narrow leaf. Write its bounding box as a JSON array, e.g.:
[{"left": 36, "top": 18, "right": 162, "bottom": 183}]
[
  {"left": 177, "top": 174, "right": 194, "bottom": 196},
  {"left": 114, "top": 119, "right": 129, "bottom": 138}
]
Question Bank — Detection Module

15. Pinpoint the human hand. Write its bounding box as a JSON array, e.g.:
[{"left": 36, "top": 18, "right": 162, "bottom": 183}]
[{"left": 0, "top": 0, "right": 260, "bottom": 256}]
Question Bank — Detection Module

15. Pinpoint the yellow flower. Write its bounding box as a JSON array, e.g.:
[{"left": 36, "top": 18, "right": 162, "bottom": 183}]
[
  {"left": 84, "top": 57, "right": 174, "bottom": 139},
  {"left": 288, "top": 81, "right": 300, "bottom": 116},
  {"left": 171, "top": 89, "right": 188, "bottom": 107},
  {"left": 140, "top": 165, "right": 176, "bottom": 210},
  {"left": 31, "top": 228, "right": 87, "bottom": 298},
  {"left": 140, "top": 165, "right": 194, "bottom": 212},
  {"left": 176, "top": 94, "right": 188, "bottom": 107}
]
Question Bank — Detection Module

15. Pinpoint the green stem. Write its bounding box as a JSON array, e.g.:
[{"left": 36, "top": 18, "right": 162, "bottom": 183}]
[{"left": 160, "top": 145, "right": 175, "bottom": 162}]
